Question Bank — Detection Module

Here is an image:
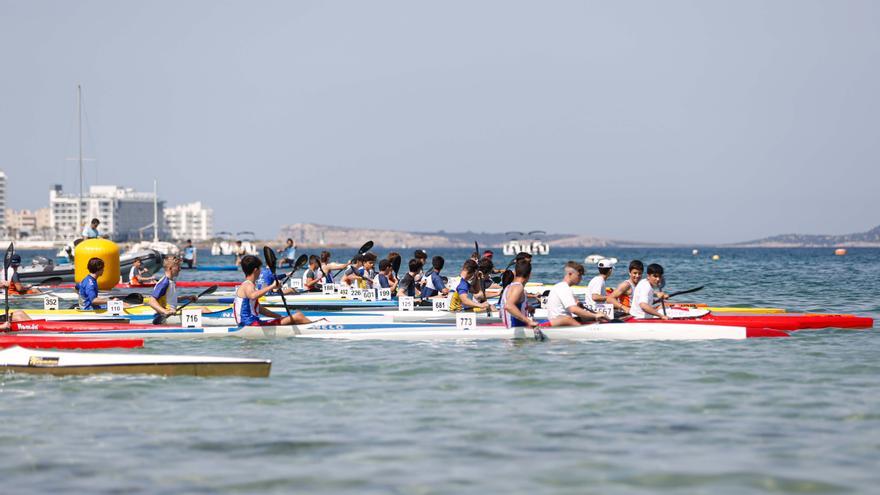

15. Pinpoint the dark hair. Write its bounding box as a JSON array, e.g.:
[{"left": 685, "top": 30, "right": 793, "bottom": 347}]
[
  {"left": 470, "top": 251, "right": 479, "bottom": 259},
  {"left": 90, "top": 218, "right": 100, "bottom": 226},
  {"left": 629, "top": 260, "right": 644, "bottom": 272},
  {"left": 408, "top": 258, "right": 421, "bottom": 273},
  {"left": 362, "top": 252, "right": 377, "bottom": 263},
  {"left": 87, "top": 257, "right": 104, "bottom": 274},
  {"left": 431, "top": 256, "right": 445, "bottom": 271},
  {"left": 309, "top": 255, "right": 321, "bottom": 266},
  {"left": 240, "top": 255, "right": 262, "bottom": 275},
  {"left": 514, "top": 252, "right": 532, "bottom": 262},
  {"left": 352, "top": 254, "right": 364, "bottom": 263},
  {"left": 287, "top": 238, "right": 293, "bottom": 243},
  {"left": 320, "top": 251, "right": 331, "bottom": 263},
  {"left": 386, "top": 251, "right": 400, "bottom": 261},
  {"left": 462, "top": 259, "right": 478, "bottom": 275},
  {"left": 414, "top": 250, "right": 427, "bottom": 260},
  {"left": 378, "top": 259, "right": 391, "bottom": 271},
  {"left": 598, "top": 267, "right": 613, "bottom": 276},
  {"left": 514, "top": 259, "right": 532, "bottom": 278},
  {"left": 477, "top": 258, "right": 494, "bottom": 275},
  {"left": 646, "top": 263, "right": 664, "bottom": 276},
  {"left": 186, "top": 239, "right": 192, "bottom": 244}
]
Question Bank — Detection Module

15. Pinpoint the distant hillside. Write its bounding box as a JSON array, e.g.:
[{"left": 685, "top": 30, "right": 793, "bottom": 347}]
[
  {"left": 277, "top": 223, "right": 651, "bottom": 248},
  {"left": 736, "top": 224, "right": 880, "bottom": 247}
]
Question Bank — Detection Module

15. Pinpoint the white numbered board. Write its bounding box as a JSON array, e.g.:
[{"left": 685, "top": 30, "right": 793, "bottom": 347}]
[
  {"left": 288, "top": 278, "right": 303, "bottom": 290},
  {"left": 338, "top": 287, "right": 350, "bottom": 299},
  {"left": 322, "top": 283, "right": 336, "bottom": 295},
  {"left": 362, "top": 289, "right": 376, "bottom": 302},
  {"left": 593, "top": 303, "right": 614, "bottom": 319},
  {"left": 107, "top": 299, "right": 124, "bottom": 316},
  {"left": 432, "top": 297, "right": 450, "bottom": 312},
  {"left": 182, "top": 309, "right": 202, "bottom": 328},
  {"left": 349, "top": 288, "right": 362, "bottom": 301},
  {"left": 43, "top": 295, "right": 59, "bottom": 311},
  {"left": 399, "top": 296, "right": 414, "bottom": 311},
  {"left": 377, "top": 288, "right": 392, "bottom": 301},
  {"left": 455, "top": 312, "right": 476, "bottom": 330}
]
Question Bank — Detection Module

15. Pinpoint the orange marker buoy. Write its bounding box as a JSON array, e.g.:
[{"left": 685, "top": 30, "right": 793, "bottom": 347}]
[{"left": 834, "top": 248, "right": 847, "bottom": 256}]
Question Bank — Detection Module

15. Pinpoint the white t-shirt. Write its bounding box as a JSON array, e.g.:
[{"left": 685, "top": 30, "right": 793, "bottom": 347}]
[
  {"left": 629, "top": 279, "right": 655, "bottom": 319},
  {"left": 586, "top": 275, "right": 606, "bottom": 307},
  {"left": 546, "top": 282, "right": 578, "bottom": 319}
]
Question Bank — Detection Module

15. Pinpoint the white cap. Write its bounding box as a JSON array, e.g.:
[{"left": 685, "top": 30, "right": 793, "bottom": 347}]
[{"left": 597, "top": 258, "right": 616, "bottom": 269}]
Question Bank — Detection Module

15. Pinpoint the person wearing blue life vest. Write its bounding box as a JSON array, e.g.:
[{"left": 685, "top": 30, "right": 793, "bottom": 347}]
[
  {"left": 77, "top": 257, "right": 114, "bottom": 310},
  {"left": 372, "top": 259, "right": 398, "bottom": 292},
  {"left": 181, "top": 239, "right": 197, "bottom": 269},
  {"left": 256, "top": 264, "right": 297, "bottom": 295},
  {"left": 396, "top": 258, "right": 422, "bottom": 298},
  {"left": 279, "top": 239, "right": 296, "bottom": 268},
  {"left": 419, "top": 256, "right": 449, "bottom": 299}
]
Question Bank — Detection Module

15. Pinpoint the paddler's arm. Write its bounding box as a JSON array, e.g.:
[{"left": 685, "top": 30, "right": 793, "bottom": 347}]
[
  {"left": 569, "top": 304, "right": 609, "bottom": 322},
  {"left": 639, "top": 302, "right": 669, "bottom": 320},
  {"left": 503, "top": 285, "right": 538, "bottom": 327},
  {"left": 589, "top": 292, "right": 606, "bottom": 303},
  {"left": 458, "top": 290, "right": 488, "bottom": 310},
  {"left": 322, "top": 262, "right": 347, "bottom": 271},
  {"left": 253, "top": 280, "right": 281, "bottom": 299},
  {"left": 147, "top": 297, "right": 173, "bottom": 316}
]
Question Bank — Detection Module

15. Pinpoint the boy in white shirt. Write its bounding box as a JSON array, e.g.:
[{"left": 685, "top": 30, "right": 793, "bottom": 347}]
[
  {"left": 629, "top": 263, "right": 670, "bottom": 320},
  {"left": 586, "top": 258, "right": 615, "bottom": 309},
  {"left": 546, "top": 262, "right": 609, "bottom": 327}
]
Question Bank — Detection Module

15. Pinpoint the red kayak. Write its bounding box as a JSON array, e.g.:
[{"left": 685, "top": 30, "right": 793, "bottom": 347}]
[
  {"left": 12, "top": 320, "right": 166, "bottom": 332},
  {"left": 0, "top": 335, "right": 144, "bottom": 349}
]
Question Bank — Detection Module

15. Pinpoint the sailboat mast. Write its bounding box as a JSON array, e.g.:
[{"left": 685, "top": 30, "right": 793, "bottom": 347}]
[
  {"left": 77, "top": 84, "right": 83, "bottom": 235},
  {"left": 153, "top": 179, "right": 159, "bottom": 243}
]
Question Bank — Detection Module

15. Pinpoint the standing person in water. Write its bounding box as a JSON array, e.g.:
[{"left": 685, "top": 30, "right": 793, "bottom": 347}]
[
  {"left": 279, "top": 239, "right": 297, "bottom": 268},
  {"left": 181, "top": 239, "right": 197, "bottom": 269}
]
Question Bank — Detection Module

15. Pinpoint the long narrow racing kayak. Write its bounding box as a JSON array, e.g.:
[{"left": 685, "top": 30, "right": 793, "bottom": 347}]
[
  {"left": 21, "top": 321, "right": 787, "bottom": 341},
  {"left": 0, "top": 335, "right": 144, "bottom": 349},
  {"left": 45, "top": 281, "right": 240, "bottom": 289},
  {"left": 0, "top": 346, "right": 270, "bottom": 377}
]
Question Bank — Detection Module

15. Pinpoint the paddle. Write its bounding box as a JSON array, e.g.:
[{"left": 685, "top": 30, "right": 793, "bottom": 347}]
[
  {"left": 663, "top": 285, "right": 705, "bottom": 300},
  {"left": 331, "top": 241, "right": 374, "bottom": 278},
  {"left": 390, "top": 253, "right": 402, "bottom": 277},
  {"left": 152, "top": 285, "right": 218, "bottom": 325},
  {"left": 67, "top": 292, "right": 144, "bottom": 310},
  {"left": 38, "top": 277, "right": 64, "bottom": 286},
  {"left": 4, "top": 243, "right": 13, "bottom": 324},
  {"left": 279, "top": 254, "right": 309, "bottom": 286},
  {"left": 264, "top": 246, "right": 292, "bottom": 320}
]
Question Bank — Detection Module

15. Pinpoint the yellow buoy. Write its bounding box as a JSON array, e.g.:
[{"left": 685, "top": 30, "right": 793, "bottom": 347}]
[
  {"left": 834, "top": 248, "right": 847, "bottom": 256},
  {"left": 712, "top": 254, "right": 720, "bottom": 261},
  {"left": 74, "top": 238, "right": 121, "bottom": 290}
]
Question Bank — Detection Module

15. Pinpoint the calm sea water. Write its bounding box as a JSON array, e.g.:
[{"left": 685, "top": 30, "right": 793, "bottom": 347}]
[{"left": 1, "top": 247, "right": 878, "bottom": 494}]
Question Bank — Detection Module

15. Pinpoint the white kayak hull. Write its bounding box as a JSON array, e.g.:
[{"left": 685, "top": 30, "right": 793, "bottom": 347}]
[{"left": 0, "top": 346, "right": 270, "bottom": 377}]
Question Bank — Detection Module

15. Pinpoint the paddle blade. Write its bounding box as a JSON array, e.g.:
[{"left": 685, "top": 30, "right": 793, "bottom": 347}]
[
  {"left": 3, "top": 242, "right": 13, "bottom": 273},
  {"left": 152, "top": 313, "right": 165, "bottom": 325},
  {"left": 391, "top": 254, "right": 402, "bottom": 275},
  {"left": 199, "top": 285, "right": 219, "bottom": 297},
  {"left": 124, "top": 293, "right": 144, "bottom": 305},
  {"left": 293, "top": 254, "right": 308, "bottom": 271},
  {"left": 500, "top": 269, "right": 514, "bottom": 288},
  {"left": 263, "top": 246, "right": 277, "bottom": 273},
  {"left": 474, "top": 241, "right": 479, "bottom": 257},
  {"left": 39, "top": 277, "right": 64, "bottom": 286},
  {"left": 358, "top": 241, "right": 374, "bottom": 255}
]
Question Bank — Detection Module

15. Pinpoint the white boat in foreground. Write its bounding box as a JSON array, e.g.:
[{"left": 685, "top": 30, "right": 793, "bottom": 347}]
[{"left": 0, "top": 346, "right": 270, "bottom": 377}]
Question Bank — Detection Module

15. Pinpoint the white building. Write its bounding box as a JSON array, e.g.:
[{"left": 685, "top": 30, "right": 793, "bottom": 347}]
[
  {"left": 4, "top": 208, "right": 52, "bottom": 238},
  {"left": 50, "top": 184, "right": 165, "bottom": 241},
  {"left": 0, "top": 171, "right": 6, "bottom": 231},
  {"left": 164, "top": 202, "right": 213, "bottom": 241}
]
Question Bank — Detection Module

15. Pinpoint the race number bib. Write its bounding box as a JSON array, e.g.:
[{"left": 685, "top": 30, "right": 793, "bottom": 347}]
[
  {"left": 182, "top": 309, "right": 202, "bottom": 328},
  {"left": 107, "top": 299, "right": 124, "bottom": 316},
  {"left": 43, "top": 295, "right": 59, "bottom": 311},
  {"left": 456, "top": 312, "right": 476, "bottom": 330},
  {"left": 593, "top": 303, "right": 614, "bottom": 319},
  {"left": 432, "top": 297, "right": 450, "bottom": 312},
  {"left": 399, "top": 296, "right": 414, "bottom": 311}
]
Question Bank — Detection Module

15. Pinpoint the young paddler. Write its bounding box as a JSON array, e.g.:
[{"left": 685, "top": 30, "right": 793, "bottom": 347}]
[
  {"left": 0, "top": 280, "right": 31, "bottom": 329},
  {"left": 234, "top": 254, "right": 312, "bottom": 326},
  {"left": 545, "top": 262, "right": 609, "bottom": 326},
  {"left": 5, "top": 255, "right": 38, "bottom": 295},
  {"left": 147, "top": 257, "right": 197, "bottom": 317},
  {"left": 77, "top": 258, "right": 113, "bottom": 310},
  {"left": 318, "top": 251, "right": 348, "bottom": 285},
  {"left": 279, "top": 239, "right": 297, "bottom": 268},
  {"left": 419, "top": 256, "right": 449, "bottom": 299},
  {"left": 585, "top": 258, "right": 615, "bottom": 308},
  {"left": 606, "top": 260, "right": 643, "bottom": 314},
  {"left": 629, "top": 263, "right": 670, "bottom": 320},
  {"left": 501, "top": 259, "right": 539, "bottom": 328},
  {"left": 397, "top": 258, "right": 422, "bottom": 298},
  {"left": 303, "top": 255, "right": 324, "bottom": 292},
  {"left": 181, "top": 239, "right": 197, "bottom": 268},
  {"left": 372, "top": 259, "right": 398, "bottom": 292},
  {"left": 449, "top": 259, "right": 489, "bottom": 312},
  {"left": 128, "top": 258, "right": 157, "bottom": 286}
]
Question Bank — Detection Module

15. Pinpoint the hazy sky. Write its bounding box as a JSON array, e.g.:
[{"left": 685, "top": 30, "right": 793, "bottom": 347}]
[{"left": 2, "top": 0, "right": 878, "bottom": 243}]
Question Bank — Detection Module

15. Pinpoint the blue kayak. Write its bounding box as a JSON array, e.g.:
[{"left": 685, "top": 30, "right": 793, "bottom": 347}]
[{"left": 195, "top": 265, "right": 239, "bottom": 271}]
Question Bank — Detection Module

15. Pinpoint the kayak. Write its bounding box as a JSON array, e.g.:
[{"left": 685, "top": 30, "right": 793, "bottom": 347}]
[
  {"left": 21, "top": 305, "right": 230, "bottom": 320},
  {"left": 195, "top": 265, "right": 239, "bottom": 271},
  {"left": 0, "top": 346, "right": 270, "bottom": 377},
  {"left": 20, "top": 321, "right": 787, "bottom": 341},
  {"left": 0, "top": 335, "right": 144, "bottom": 349},
  {"left": 293, "top": 322, "right": 788, "bottom": 341},
  {"left": 707, "top": 314, "right": 873, "bottom": 330}
]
